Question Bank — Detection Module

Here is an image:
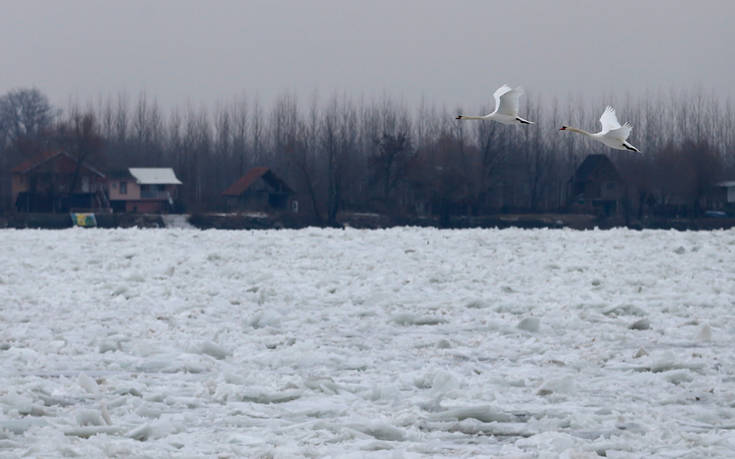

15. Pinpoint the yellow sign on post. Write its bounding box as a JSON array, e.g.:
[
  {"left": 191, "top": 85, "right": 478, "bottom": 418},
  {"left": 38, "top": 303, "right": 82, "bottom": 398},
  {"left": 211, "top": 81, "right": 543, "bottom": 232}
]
[{"left": 70, "top": 213, "right": 97, "bottom": 227}]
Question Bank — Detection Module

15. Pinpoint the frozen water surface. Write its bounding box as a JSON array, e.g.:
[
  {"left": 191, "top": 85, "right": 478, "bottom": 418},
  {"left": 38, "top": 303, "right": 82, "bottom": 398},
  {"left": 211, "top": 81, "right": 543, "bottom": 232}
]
[{"left": 1, "top": 227, "right": 735, "bottom": 457}]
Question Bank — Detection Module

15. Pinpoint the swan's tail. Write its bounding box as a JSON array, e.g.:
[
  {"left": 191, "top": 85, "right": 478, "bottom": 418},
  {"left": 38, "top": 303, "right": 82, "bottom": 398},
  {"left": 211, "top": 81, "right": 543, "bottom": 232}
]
[
  {"left": 516, "top": 116, "right": 534, "bottom": 125},
  {"left": 623, "top": 142, "right": 640, "bottom": 153}
]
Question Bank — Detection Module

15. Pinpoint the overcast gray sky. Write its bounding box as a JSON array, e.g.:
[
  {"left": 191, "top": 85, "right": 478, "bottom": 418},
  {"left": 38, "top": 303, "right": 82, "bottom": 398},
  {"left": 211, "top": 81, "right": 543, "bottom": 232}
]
[{"left": 1, "top": 0, "right": 733, "bottom": 111}]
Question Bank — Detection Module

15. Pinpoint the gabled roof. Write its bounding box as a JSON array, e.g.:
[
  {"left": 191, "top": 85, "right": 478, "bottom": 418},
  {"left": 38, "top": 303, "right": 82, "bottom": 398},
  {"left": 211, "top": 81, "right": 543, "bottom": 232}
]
[
  {"left": 12, "top": 150, "right": 105, "bottom": 177},
  {"left": 573, "top": 154, "right": 622, "bottom": 183},
  {"left": 222, "top": 167, "right": 294, "bottom": 196},
  {"left": 12, "top": 150, "right": 61, "bottom": 173},
  {"left": 129, "top": 168, "right": 182, "bottom": 185},
  {"left": 107, "top": 169, "right": 135, "bottom": 179}
]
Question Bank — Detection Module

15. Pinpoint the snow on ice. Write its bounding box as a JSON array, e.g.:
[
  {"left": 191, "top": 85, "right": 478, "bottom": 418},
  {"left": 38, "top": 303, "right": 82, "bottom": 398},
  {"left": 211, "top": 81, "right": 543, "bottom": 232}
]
[{"left": 1, "top": 226, "right": 735, "bottom": 457}]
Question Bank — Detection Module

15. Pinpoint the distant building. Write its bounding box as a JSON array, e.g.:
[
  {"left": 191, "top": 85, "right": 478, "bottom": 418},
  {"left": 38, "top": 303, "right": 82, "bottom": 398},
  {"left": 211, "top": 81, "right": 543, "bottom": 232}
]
[
  {"left": 12, "top": 150, "right": 108, "bottom": 213},
  {"left": 568, "top": 154, "right": 625, "bottom": 216},
  {"left": 222, "top": 167, "right": 297, "bottom": 213},
  {"left": 108, "top": 168, "right": 182, "bottom": 213},
  {"left": 708, "top": 181, "right": 735, "bottom": 212}
]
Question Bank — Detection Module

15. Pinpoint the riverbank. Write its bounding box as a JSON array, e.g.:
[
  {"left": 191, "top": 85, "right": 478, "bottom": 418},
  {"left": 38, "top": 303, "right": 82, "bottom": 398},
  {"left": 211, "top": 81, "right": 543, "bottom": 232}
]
[{"left": 2, "top": 211, "right": 734, "bottom": 231}]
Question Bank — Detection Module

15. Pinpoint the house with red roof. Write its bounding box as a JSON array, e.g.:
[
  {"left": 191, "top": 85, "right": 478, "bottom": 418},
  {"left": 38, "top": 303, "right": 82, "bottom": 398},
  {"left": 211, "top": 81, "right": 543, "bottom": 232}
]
[
  {"left": 222, "top": 167, "right": 297, "bottom": 213},
  {"left": 12, "top": 150, "right": 108, "bottom": 212}
]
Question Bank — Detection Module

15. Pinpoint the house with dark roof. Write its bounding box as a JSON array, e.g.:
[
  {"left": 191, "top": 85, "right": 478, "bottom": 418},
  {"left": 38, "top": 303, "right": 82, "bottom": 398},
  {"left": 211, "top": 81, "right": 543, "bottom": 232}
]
[
  {"left": 12, "top": 150, "right": 108, "bottom": 212},
  {"left": 222, "top": 167, "right": 297, "bottom": 213},
  {"left": 568, "top": 154, "right": 625, "bottom": 216},
  {"left": 108, "top": 168, "right": 182, "bottom": 213}
]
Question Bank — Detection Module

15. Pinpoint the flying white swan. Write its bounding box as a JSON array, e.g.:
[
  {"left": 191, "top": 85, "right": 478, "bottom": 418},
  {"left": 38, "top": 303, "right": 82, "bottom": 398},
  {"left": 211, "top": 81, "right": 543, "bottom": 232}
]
[
  {"left": 456, "top": 85, "right": 534, "bottom": 125},
  {"left": 560, "top": 106, "right": 640, "bottom": 152}
]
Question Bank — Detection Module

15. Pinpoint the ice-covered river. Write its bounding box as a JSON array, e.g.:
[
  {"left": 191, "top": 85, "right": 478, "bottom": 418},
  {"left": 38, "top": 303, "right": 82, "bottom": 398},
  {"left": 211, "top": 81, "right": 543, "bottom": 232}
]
[{"left": 1, "top": 227, "right": 734, "bottom": 457}]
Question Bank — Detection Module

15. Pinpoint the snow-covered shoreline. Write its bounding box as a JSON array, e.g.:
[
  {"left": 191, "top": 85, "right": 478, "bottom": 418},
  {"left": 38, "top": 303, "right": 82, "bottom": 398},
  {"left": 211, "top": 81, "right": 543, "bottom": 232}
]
[{"left": 2, "top": 227, "right": 734, "bottom": 457}]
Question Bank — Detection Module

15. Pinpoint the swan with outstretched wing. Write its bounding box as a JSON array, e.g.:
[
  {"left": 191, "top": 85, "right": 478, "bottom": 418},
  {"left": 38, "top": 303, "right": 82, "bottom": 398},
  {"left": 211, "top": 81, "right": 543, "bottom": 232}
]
[
  {"left": 456, "top": 84, "right": 535, "bottom": 125},
  {"left": 560, "top": 106, "right": 639, "bottom": 152}
]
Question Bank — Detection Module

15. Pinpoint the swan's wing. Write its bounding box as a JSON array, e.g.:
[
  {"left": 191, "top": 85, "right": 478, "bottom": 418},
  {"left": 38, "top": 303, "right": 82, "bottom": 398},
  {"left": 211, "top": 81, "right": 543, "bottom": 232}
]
[
  {"left": 606, "top": 122, "right": 633, "bottom": 141},
  {"left": 492, "top": 85, "right": 512, "bottom": 113},
  {"left": 493, "top": 84, "right": 522, "bottom": 116},
  {"left": 599, "top": 106, "right": 622, "bottom": 134}
]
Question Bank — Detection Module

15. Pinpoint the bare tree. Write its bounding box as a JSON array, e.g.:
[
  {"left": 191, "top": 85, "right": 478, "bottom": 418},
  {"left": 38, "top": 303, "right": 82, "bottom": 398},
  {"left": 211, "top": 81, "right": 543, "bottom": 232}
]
[
  {"left": 0, "top": 88, "right": 57, "bottom": 210},
  {"left": 367, "top": 99, "right": 413, "bottom": 211},
  {"left": 251, "top": 97, "right": 265, "bottom": 166},
  {"left": 520, "top": 98, "right": 550, "bottom": 210},
  {"left": 321, "top": 97, "right": 341, "bottom": 225},
  {"left": 56, "top": 111, "right": 105, "bottom": 194},
  {"left": 370, "top": 131, "right": 411, "bottom": 207},
  {"left": 471, "top": 108, "right": 504, "bottom": 211},
  {"left": 290, "top": 94, "right": 324, "bottom": 224},
  {"left": 177, "top": 105, "right": 211, "bottom": 209},
  {"left": 129, "top": 92, "right": 164, "bottom": 165},
  {"left": 230, "top": 95, "right": 249, "bottom": 175},
  {"left": 214, "top": 102, "right": 234, "bottom": 199},
  {"left": 0, "top": 88, "right": 57, "bottom": 150},
  {"left": 165, "top": 108, "right": 183, "bottom": 166},
  {"left": 114, "top": 92, "right": 129, "bottom": 144}
]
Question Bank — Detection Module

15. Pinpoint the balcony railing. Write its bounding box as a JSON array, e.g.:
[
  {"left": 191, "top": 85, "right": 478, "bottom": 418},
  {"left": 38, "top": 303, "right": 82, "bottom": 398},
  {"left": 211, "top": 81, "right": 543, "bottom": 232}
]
[{"left": 140, "top": 190, "right": 171, "bottom": 200}]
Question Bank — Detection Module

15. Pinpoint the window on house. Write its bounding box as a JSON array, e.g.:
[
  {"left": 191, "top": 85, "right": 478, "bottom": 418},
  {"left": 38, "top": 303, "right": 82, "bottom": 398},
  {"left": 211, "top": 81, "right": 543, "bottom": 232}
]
[{"left": 120, "top": 181, "right": 127, "bottom": 194}]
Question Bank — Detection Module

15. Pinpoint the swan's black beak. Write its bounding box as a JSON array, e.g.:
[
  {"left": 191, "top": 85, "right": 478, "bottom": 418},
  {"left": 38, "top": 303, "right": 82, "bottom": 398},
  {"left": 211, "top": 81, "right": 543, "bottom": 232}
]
[
  {"left": 559, "top": 127, "right": 567, "bottom": 130},
  {"left": 455, "top": 115, "right": 462, "bottom": 120}
]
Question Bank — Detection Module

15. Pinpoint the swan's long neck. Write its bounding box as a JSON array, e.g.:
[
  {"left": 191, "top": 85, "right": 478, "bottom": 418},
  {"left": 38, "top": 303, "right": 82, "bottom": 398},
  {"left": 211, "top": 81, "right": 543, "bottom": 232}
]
[{"left": 564, "top": 126, "right": 594, "bottom": 137}]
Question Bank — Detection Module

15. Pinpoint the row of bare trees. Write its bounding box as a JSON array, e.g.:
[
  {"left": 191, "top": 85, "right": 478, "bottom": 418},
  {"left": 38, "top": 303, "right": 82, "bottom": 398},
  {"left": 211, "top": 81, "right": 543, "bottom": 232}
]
[{"left": 2, "top": 87, "right": 734, "bottom": 222}]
